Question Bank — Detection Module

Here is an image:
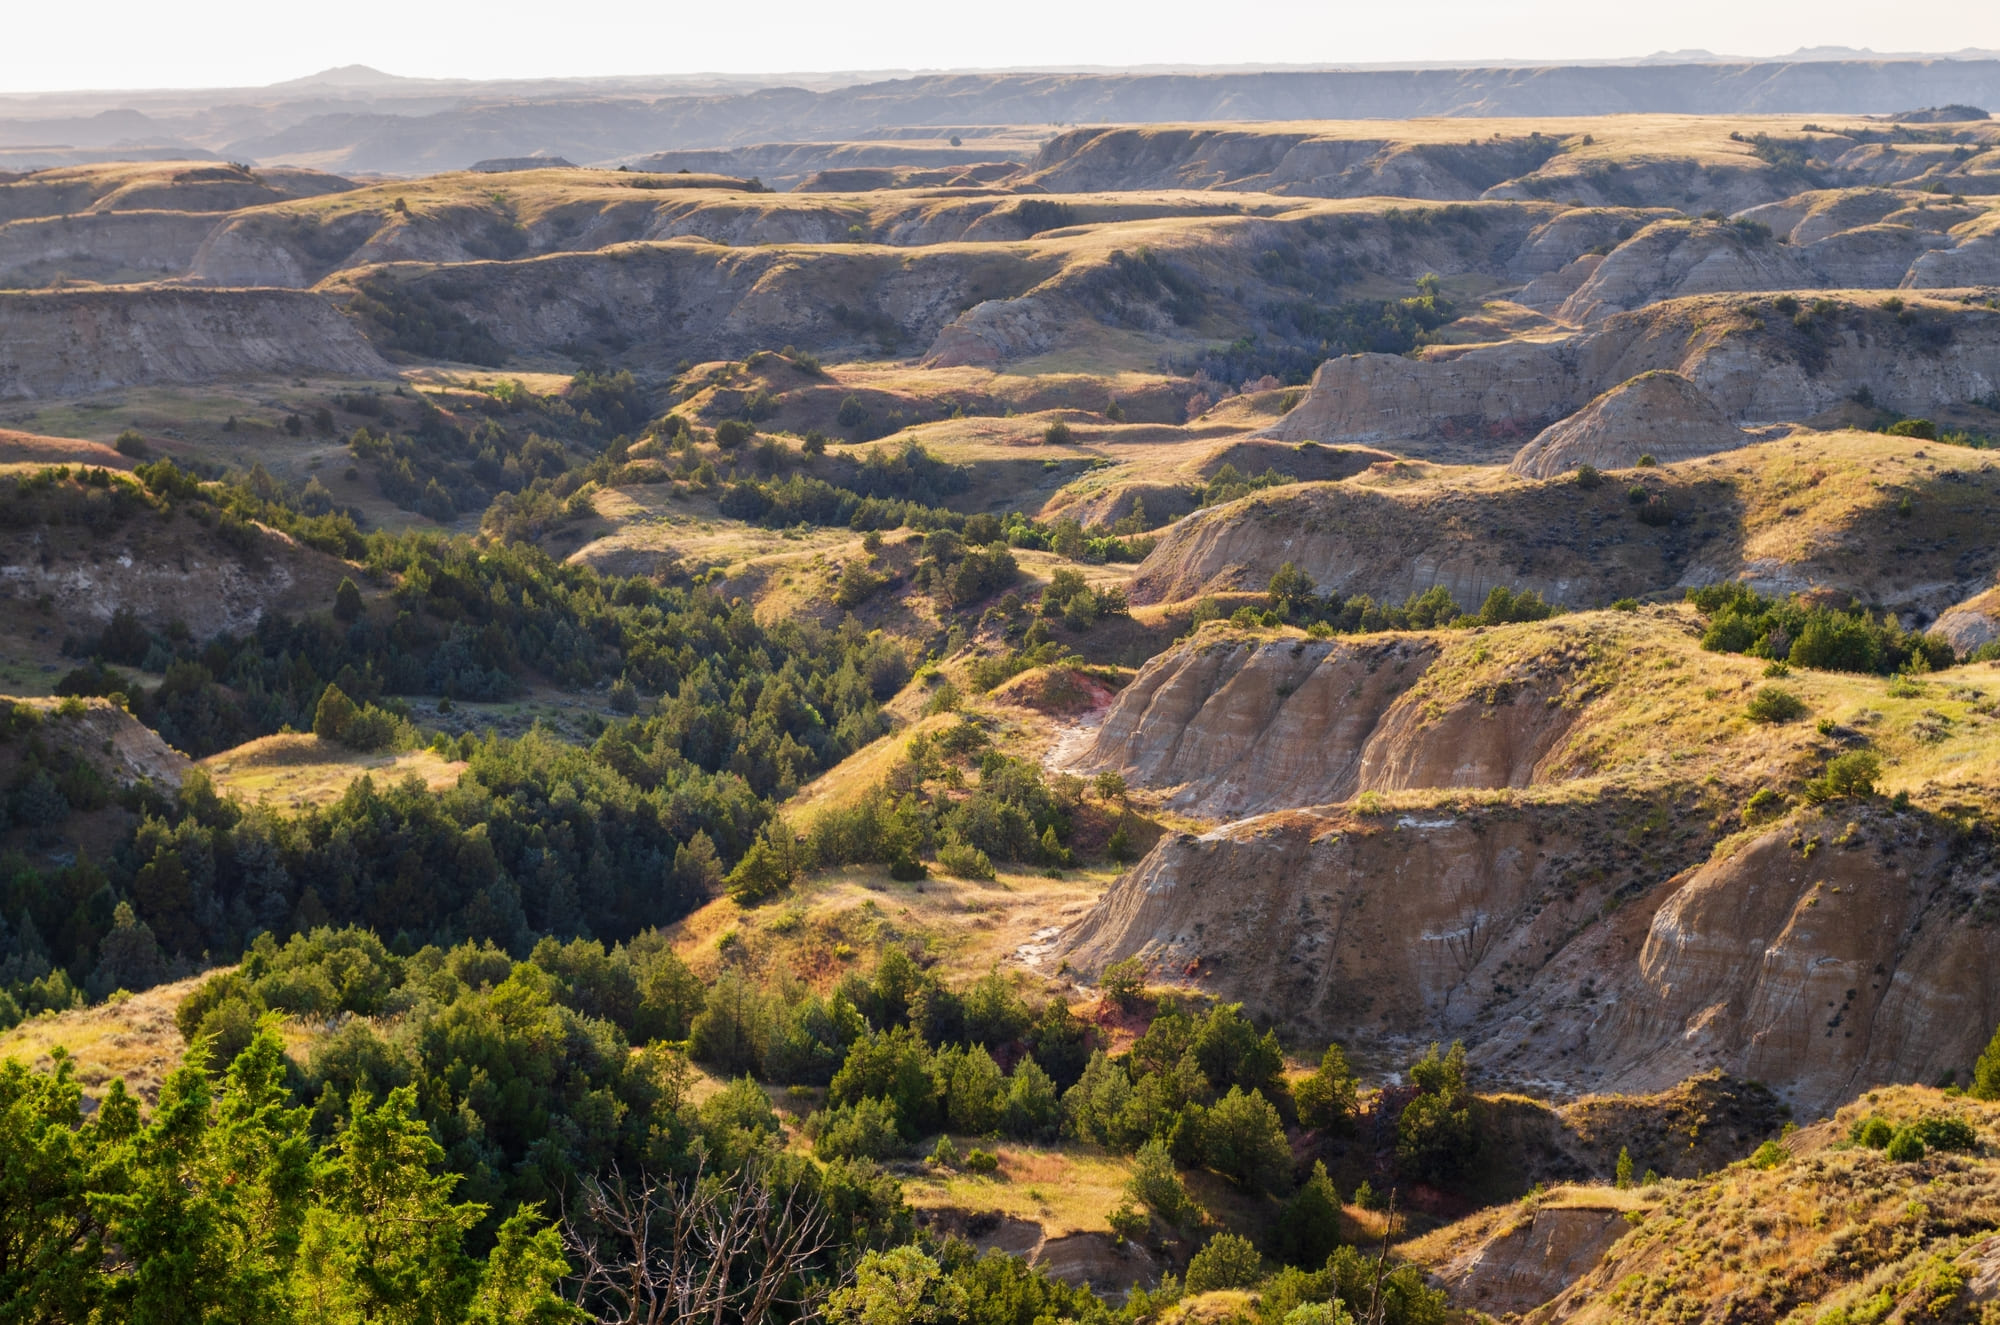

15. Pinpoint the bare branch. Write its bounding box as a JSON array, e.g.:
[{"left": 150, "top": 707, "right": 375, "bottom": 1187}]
[{"left": 564, "top": 1161, "right": 838, "bottom": 1325}]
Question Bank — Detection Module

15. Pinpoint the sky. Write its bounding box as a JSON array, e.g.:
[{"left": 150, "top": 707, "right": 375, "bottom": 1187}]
[{"left": 4, "top": 0, "right": 2000, "bottom": 92}]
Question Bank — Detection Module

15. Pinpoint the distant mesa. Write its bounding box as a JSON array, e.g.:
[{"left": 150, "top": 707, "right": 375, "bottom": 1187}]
[
  {"left": 1884, "top": 104, "right": 1990, "bottom": 122},
  {"left": 469, "top": 155, "right": 576, "bottom": 173},
  {"left": 1508, "top": 371, "right": 1744, "bottom": 479},
  {"left": 268, "top": 64, "right": 414, "bottom": 89}
]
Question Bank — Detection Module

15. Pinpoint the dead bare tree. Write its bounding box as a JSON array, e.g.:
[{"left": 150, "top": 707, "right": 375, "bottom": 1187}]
[
  {"left": 563, "top": 1162, "right": 838, "bottom": 1325},
  {"left": 1363, "top": 1190, "right": 1399, "bottom": 1325}
]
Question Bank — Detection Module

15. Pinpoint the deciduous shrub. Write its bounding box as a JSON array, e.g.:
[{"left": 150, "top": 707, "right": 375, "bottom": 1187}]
[{"left": 1100, "top": 957, "right": 1147, "bottom": 1009}]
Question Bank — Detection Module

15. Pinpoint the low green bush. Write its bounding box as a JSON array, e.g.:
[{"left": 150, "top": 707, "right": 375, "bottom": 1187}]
[
  {"left": 936, "top": 842, "right": 995, "bottom": 880},
  {"left": 1906, "top": 1115, "right": 1978, "bottom": 1152},
  {"left": 1802, "top": 751, "right": 1881, "bottom": 803},
  {"left": 1851, "top": 1115, "right": 1895, "bottom": 1148},
  {"left": 1745, "top": 686, "right": 1808, "bottom": 723},
  {"left": 1885, "top": 1128, "right": 1927, "bottom": 1163}
]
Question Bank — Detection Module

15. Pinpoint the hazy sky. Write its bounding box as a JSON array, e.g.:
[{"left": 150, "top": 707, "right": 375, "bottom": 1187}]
[{"left": 5, "top": 0, "right": 2000, "bottom": 92}]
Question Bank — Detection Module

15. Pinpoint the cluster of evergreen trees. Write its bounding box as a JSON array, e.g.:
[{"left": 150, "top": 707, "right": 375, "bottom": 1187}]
[
  {"left": 1687, "top": 582, "right": 1955, "bottom": 674},
  {"left": 2, "top": 1027, "right": 578, "bottom": 1324},
  {"left": 3, "top": 925, "right": 1470, "bottom": 1325}
]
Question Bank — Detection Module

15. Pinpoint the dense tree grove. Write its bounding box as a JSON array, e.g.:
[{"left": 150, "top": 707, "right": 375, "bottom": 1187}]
[
  {"left": 70, "top": 521, "right": 912, "bottom": 761},
  {"left": 342, "top": 369, "right": 651, "bottom": 520},
  {"left": 2, "top": 714, "right": 779, "bottom": 998},
  {"left": 1687, "top": 582, "right": 1953, "bottom": 674},
  {"left": 0, "top": 923, "right": 1460, "bottom": 1325}
]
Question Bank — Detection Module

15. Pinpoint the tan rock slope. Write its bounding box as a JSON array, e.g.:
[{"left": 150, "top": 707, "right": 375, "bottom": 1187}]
[
  {"left": 1548, "top": 211, "right": 1978, "bottom": 322},
  {"left": 1508, "top": 371, "right": 1745, "bottom": 479},
  {"left": 7, "top": 695, "right": 192, "bottom": 788},
  {"left": 1427, "top": 1200, "right": 1636, "bottom": 1317},
  {"left": 0, "top": 288, "right": 389, "bottom": 399},
  {"left": 1057, "top": 767, "right": 2000, "bottom": 1113},
  {"left": 1934, "top": 584, "right": 2000, "bottom": 656},
  {"left": 1075, "top": 610, "right": 1830, "bottom": 821},
  {"left": 0, "top": 469, "right": 355, "bottom": 639},
  {"left": 1127, "top": 430, "right": 2000, "bottom": 619},
  {"left": 1075, "top": 631, "right": 1590, "bottom": 819},
  {"left": 1260, "top": 292, "right": 2000, "bottom": 458},
  {"left": 1053, "top": 611, "right": 2000, "bottom": 1110}
]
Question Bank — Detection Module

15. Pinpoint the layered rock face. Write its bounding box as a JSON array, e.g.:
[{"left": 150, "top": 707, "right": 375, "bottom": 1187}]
[
  {"left": 329, "top": 240, "right": 1064, "bottom": 370},
  {"left": 1550, "top": 213, "right": 1985, "bottom": 322},
  {"left": 1055, "top": 801, "right": 1625, "bottom": 1051},
  {"left": 1557, "top": 219, "right": 1823, "bottom": 323},
  {"left": 0, "top": 493, "right": 353, "bottom": 638},
  {"left": 630, "top": 142, "right": 1027, "bottom": 192},
  {"left": 1432, "top": 1207, "right": 1634, "bottom": 1317},
  {"left": 1054, "top": 610, "right": 2000, "bottom": 1109},
  {"left": 0, "top": 212, "right": 222, "bottom": 284},
  {"left": 0, "top": 288, "right": 390, "bottom": 398},
  {"left": 1604, "top": 815, "right": 2000, "bottom": 1107},
  {"left": 1021, "top": 128, "right": 1567, "bottom": 199},
  {"left": 1081, "top": 633, "right": 1595, "bottom": 818},
  {"left": 1934, "top": 586, "right": 2000, "bottom": 656},
  {"left": 1260, "top": 293, "right": 2000, "bottom": 457},
  {"left": 1508, "top": 371, "right": 1744, "bottom": 478},
  {"left": 1083, "top": 636, "right": 1436, "bottom": 816},
  {"left": 1055, "top": 758, "right": 2000, "bottom": 1111}
]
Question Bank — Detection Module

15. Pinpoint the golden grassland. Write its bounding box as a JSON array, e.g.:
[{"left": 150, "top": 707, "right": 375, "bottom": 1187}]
[
  {"left": 199, "top": 733, "right": 465, "bottom": 809},
  {"left": 0, "top": 973, "right": 207, "bottom": 1103},
  {"left": 664, "top": 860, "right": 1120, "bottom": 995},
  {"left": 901, "top": 1143, "right": 1141, "bottom": 1237},
  {"left": 781, "top": 711, "right": 964, "bottom": 829},
  {"left": 1046, "top": 113, "right": 1997, "bottom": 163},
  {"left": 1543, "top": 1086, "right": 2000, "bottom": 1325},
  {"left": 1171, "top": 605, "right": 2000, "bottom": 815}
]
